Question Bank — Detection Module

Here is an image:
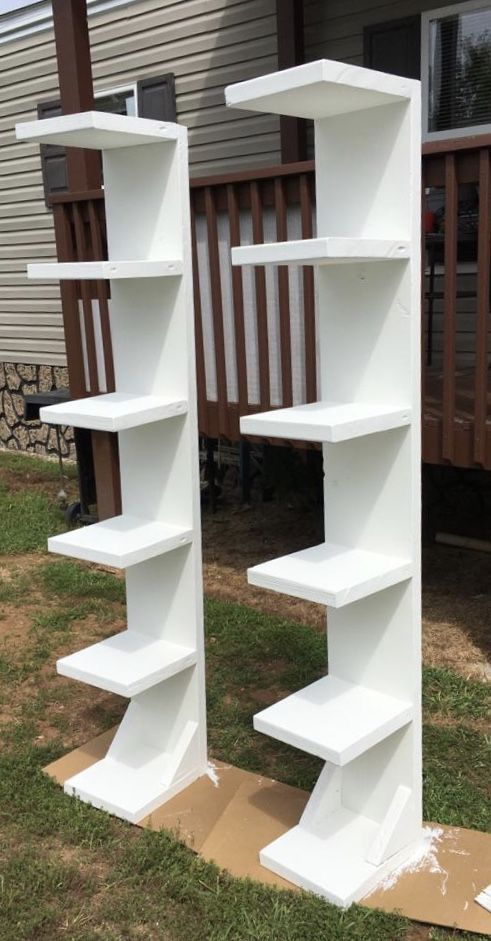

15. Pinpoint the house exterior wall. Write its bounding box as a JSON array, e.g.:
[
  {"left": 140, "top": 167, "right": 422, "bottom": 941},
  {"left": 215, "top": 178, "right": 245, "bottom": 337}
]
[
  {"left": 303, "top": 0, "right": 439, "bottom": 65},
  {"left": 0, "top": 0, "right": 280, "bottom": 376}
]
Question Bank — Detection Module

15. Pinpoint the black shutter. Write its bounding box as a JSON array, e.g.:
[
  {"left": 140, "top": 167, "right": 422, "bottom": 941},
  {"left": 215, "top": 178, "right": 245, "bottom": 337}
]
[
  {"left": 364, "top": 16, "right": 421, "bottom": 80},
  {"left": 37, "top": 73, "right": 177, "bottom": 203},
  {"left": 37, "top": 99, "right": 68, "bottom": 202},
  {"left": 137, "top": 73, "right": 176, "bottom": 121}
]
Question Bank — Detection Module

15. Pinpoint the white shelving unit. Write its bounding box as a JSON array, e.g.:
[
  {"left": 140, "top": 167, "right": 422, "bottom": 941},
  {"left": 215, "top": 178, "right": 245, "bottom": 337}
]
[
  {"left": 16, "top": 111, "right": 207, "bottom": 823},
  {"left": 226, "top": 60, "right": 423, "bottom": 905}
]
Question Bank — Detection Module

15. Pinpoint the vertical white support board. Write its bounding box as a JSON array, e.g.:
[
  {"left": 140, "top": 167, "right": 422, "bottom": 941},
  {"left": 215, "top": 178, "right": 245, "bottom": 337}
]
[
  {"left": 16, "top": 112, "right": 207, "bottom": 822},
  {"left": 226, "top": 60, "right": 424, "bottom": 906}
]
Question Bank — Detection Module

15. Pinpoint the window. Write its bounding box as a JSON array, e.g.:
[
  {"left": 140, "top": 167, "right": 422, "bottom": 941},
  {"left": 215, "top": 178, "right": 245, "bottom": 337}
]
[
  {"left": 422, "top": 0, "right": 491, "bottom": 141},
  {"left": 95, "top": 85, "right": 137, "bottom": 117},
  {"left": 38, "top": 74, "right": 176, "bottom": 200}
]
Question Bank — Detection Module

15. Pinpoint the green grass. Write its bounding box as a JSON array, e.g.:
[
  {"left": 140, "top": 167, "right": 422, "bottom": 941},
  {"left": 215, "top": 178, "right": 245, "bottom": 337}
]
[
  {"left": 38, "top": 558, "right": 126, "bottom": 603},
  {"left": 0, "top": 451, "right": 78, "bottom": 554},
  {"left": 0, "top": 588, "right": 487, "bottom": 939},
  {"left": 0, "top": 453, "right": 487, "bottom": 939},
  {"left": 423, "top": 666, "right": 490, "bottom": 721},
  {"left": 0, "top": 486, "right": 65, "bottom": 553}
]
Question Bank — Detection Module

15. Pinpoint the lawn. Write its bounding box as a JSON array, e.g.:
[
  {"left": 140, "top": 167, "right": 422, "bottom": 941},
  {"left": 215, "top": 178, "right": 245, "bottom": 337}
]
[{"left": 0, "top": 452, "right": 488, "bottom": 941}]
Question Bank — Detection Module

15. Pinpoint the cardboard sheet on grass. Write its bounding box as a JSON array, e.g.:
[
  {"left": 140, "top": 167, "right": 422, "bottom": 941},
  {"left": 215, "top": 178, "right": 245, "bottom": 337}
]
[{"left": 46, "top": 728, "right": 491, "bottom": 935}]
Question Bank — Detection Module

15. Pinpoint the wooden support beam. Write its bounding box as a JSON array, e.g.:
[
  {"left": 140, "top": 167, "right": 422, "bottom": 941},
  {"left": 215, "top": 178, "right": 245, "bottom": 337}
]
[
  {"left": 52, "top": 0, "right": 120, "bottom": 520},
  {"left": 52, "top": 0, "right": 101, "bottom": 190},
  {"left": 276, "top": 0, "right": 307, "bottom": 163}
]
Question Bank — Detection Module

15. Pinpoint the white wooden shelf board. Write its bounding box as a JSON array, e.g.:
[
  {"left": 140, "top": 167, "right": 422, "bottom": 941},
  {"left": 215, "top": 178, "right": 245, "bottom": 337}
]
[
  {"left": 254, "top": 675, "right": 412, "bottom": 764},
  {"left": 48, "top": 515, "right": 193, "bottom": 568},
  {"left": 260, "top": 810, "right": 422, "bottom": 907},
  {"left": 248, "top": 542, "right": 412, "bottom": 607},
  {"left": 27, "top": 260, "right": 182, "bottom": 280},
  {"left": 16, "top": 111, "right": 180, "bottom": 149},
  {"left": 225, "top": 60, "right": 413, "bottom": 121},
  {"left": 231, "top": 238, "right": 409, "bottom": 268},
  {"left": 64, "top": 749, "right": 181, "bottom": 823},
  {"left": 40, "top": 393, "right": 188, "bottom": 433},
  {"left": 240, "top": 402, "right": 411, "bottom": 443},
  {"left": 57, "top": 631, "right": 196, "bottom": 698}
]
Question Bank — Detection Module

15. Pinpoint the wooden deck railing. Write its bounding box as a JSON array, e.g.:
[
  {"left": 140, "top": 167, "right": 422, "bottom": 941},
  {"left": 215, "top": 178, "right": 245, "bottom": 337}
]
[{"left": 49, "top": 138, "right": 491, "bottom": 471}]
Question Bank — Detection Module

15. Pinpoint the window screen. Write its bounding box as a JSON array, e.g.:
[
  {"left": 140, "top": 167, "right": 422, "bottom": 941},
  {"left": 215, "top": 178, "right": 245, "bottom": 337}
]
[{"left": 427, "top": 3, "right": 491, "bottom": 134}]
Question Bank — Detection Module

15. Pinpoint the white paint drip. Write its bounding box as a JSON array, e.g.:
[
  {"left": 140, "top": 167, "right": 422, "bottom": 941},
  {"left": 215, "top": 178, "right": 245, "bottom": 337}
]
[
  {"left": 377, "top": 826, "right": 449, "bottom": 895},
  {"left": 206, "top": 762, "right": 220, "bottom": 787}
]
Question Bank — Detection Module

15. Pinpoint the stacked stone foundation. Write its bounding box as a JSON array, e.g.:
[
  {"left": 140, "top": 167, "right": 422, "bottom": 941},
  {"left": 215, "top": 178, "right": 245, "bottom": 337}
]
[{"left": 0, "top": 363, "right": 75, "bottom": 459}]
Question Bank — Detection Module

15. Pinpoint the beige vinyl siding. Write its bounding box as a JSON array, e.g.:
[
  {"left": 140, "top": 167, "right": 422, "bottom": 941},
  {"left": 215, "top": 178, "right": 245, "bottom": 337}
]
[
  {"left": 304, "top": 0, "right": 440, "bottom": 65},
  {"left": 0, "top": 0, "right": 280, "bottom": 365}
]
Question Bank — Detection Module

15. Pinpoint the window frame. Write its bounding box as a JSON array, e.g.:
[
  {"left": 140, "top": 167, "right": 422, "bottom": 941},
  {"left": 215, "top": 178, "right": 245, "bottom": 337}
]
[
  {"left": 421, "top": 0, "right": 491, "bottom": 142},
  {"left": 95, "top": 82, "right": 139, "bottom": 116}
]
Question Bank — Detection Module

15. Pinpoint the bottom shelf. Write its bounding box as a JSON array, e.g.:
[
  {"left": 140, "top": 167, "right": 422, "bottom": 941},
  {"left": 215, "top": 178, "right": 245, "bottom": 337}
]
[
  {"left": 64, "top": 749, "right": 199, "bottom": 824},
  {"left": 260, "top": 810, "right": 424, "bottom": 907},
  {"left": 57, "top": 631, "right": 196, "bottom": 697}
]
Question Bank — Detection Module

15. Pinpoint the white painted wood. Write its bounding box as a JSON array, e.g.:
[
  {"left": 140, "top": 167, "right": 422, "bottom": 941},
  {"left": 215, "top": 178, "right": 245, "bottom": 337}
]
[
  {"left": 231, "top": 237, "right": 410, "bottom": 267},
  {"left": 475, "top": 885, "right": 491, "bottom": 913},
  {"left": 57, "top": 632, "right": 196, "bottom": 698},
  {"left": 225, "top": 59, "right": 412, "bottom": 120},
  {"left": 240, "top": 402, "right": 411, "bottom": 443},
  {"left": 365, "top": 784, "right": 412, "bottom": 866},
  {"left": 254, "top": 676, "right": 412, "bottom": 764},
  {"left": 299, "top": 764, "right": 342, "bottom": 827},
  {"left": 16, "top": 111, "right": 179, "bottom": 149},
  {"left": 27, "top": 260, "right": 182, "bottom": 280},
  {"left": 64, "top": 673, "right": 202, "bottom": 822},
  {"left": 40, "top": 393, "right": 188, "bottom": 432},
  {"left": 248, "top": 542, "right": 412, "bottom": 607},
  {"left": 19, "top": 113, "right": 208, "bottom": 821},
  {"left": 260, "top": 817, "right": 422, "bottom": 908},
  {"left": 48, "top": 515, "right": 193, "bottom": 568},
  {"left": 227, "top": 58, "right": 424, "bottom": 903}
]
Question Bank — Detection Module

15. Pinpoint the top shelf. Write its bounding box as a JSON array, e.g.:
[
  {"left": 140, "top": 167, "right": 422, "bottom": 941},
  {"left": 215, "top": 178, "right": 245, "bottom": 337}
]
[
  {"left": 16, "top": 111, "right": 180, "bottom": 151},
  {"left": 225, "top": 60, "right": 415, "bottom": 121}
]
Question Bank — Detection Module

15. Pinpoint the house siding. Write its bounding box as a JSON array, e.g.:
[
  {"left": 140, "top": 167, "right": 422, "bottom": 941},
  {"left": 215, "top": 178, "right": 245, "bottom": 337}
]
[
  {"left": 0, "top": 0, "right": 280, "bottom": 367},
  {"left": 303, "top": 0, "right": 438, "bottom": 65}
]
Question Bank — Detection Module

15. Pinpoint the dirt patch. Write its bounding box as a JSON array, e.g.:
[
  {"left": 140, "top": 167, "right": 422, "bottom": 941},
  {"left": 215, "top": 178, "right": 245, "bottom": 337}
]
[{"left": 202, "top": 502, "right": 490, "bottom": 680}]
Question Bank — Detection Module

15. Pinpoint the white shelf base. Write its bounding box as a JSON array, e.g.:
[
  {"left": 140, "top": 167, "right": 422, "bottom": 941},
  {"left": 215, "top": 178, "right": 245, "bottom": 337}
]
[
  {"left": 16, "top": 111, "right": 180, "bottom": 149},
  {"left": 254, "top": 675, "right": 412, "bottom": 764},
  {"left": 248, "top": 542, "right": 412, "bottom": 607},
  {"left": 260, "top": 812, "right": 424, "bottom": 907},
  {"left": 231, "top": 237, "right": 409, "bottom": 268},
  {"left": 28, "top": 260, "right": 182, "bottom": 281},
  {"left": 225, "top": 60, "right": 412, "bottom": 121},
  {"left": 57, "top": 631, "right": 196, "bottom": 697},
  {"left": 64, "top": 752, "right": 199, "bottom": 824},
  {"left": 49, "top": 515, "right": 192, "bottom": 568},
  {"left": 240, "top": 402, "right": 411, "bottom": 443},
  {"left": 40, "top": 392, "right": 187, "bottom": 432}
]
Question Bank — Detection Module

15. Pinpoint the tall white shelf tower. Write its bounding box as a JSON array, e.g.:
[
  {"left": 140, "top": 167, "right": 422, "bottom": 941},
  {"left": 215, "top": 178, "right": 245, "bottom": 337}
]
[
  {"left": 226, "top": 61, "right": 423, "bottom": 906},
  {"left": 16, "top": 112, "right": 207, "bottom": 823}
]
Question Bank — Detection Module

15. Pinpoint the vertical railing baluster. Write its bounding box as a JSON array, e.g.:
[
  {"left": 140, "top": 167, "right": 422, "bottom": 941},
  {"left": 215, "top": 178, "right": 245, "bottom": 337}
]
[
  {"left": 227, "top": 182, "right": 248, "bottom": 420},
  {"left": 190, "top": 196, "right": 208, "bottom": 436},
  {"left": 72, "top": 201, "right": 99, "bottom": 395},
  {"left": 250, "top": 180, "right": 270, "bottom": 411},
  {"left": 474, "top": 148, "right": 490, "bottom": 466},
  {"left": 299, "top": 172, "right": 316, "bottom": 403},
  {"left": 442, "top": 153, "right": 458, "bottom": 462},
  {"left": 88, "top": 199, "right": 115, "bottom": 392},
  {"left": 275, "top": 176, "right": 293, "bottom": 407},
  {"left": 204, "top": 185, "right": 228, "bottom": 437}
]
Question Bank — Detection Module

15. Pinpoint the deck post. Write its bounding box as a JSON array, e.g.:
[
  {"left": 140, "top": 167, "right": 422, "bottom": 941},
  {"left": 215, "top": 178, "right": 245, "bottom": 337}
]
[
  {"left": 51, "top": 0, "right": 121, "bottom": 520},
  {"left": 276, "top": 0, "right": 307, "bottom": 162}
]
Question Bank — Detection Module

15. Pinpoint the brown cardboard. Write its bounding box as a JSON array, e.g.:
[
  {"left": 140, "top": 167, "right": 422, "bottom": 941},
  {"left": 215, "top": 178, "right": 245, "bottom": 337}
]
[
  {"left": 364, "top": 824, "right": 491, "bottom": 935},
  {"left": 45, "top": 732, "right": 491, "bottom": 935}
]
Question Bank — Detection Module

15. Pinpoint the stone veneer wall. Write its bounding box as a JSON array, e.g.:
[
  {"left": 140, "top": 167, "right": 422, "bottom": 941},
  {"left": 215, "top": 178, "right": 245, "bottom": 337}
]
[{"left": 0, "top": 362, "right": 75, "bottom": 459}]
